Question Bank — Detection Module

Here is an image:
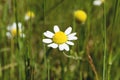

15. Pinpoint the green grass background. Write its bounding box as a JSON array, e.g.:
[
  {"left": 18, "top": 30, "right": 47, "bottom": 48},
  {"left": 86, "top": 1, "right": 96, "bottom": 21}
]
[{"left": 0, "top": 0, "right": 120, "bottom": 80}]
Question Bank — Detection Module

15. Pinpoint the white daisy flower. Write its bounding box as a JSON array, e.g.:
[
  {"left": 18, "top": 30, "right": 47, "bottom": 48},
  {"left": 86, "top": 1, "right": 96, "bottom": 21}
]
[
  {"left": 93, "top": 0, "right": 104, "bottom": 6},
  {"left": 6, "top": 22, "right": 25, "bottom": 38},
  {"left": 43, "top": 25, "right": 78, "bottom": 51}
]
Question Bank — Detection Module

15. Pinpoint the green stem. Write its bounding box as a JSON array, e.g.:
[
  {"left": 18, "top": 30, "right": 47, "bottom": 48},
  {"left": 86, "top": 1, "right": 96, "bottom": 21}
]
[
  {"left": 103, "top": 2, "right": 107, "bottom": 80},
  {"left": 108, "top": 54, "right": 112, "bottom": 80},
  {"left": 60, "top": 61, "right": 64, "bottom": 80},
  {"left": 63, "top": 52, "right": 82, "bottom": 60},
  {"left": 10, "top": 38, "right": 14, "bottom": 79},
  {"left": 112, "top": 0, "right": 119, "bottom": 27},
  {"left": 47, "top": 59, "right": 50, "bottom": 80},
  {"left": 107, "top": 50, "right": 112, "bottom": 80},
  {"left": 79, "top": 60, "right": 82, "bottom": 80},
  {"left": 14, "top": 0, "right": 22, "bottom": 80},
  {"left": 42, "top": 0, "right": 47, "bottom": 79},
  {"left": 107, "top": 64, "right": 111, "bottom": 80},
  {"left": 14, "top": 0, "right": 19, "bottom": 47},
  {"left": 107, "top": 0, "right": 119, "bottom": 80},
  {"left": 73, "top": 17, "right": 76, "bottom": 32},
  {"left": 25, "top": 58, "right": 31, "bottom": 80}
]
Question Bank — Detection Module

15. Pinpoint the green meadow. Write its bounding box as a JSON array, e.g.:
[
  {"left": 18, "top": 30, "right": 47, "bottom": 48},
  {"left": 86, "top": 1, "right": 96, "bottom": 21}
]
[{"left": 0, "top": 0, "right": 120, "bottom": 80}]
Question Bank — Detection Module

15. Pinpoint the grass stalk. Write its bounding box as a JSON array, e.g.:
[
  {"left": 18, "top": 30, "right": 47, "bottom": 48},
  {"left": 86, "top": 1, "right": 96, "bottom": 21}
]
[
  {"left": 25, "top": 58, "right": 32, "bottom": 80},
  {"left": 42, "top": 0, "right": 49, "bottom": 79},
  {"left": 47, "top": 59, "right": 50, "bottom": 80},
  {"left": 107, "top": 51, "right": 112, "bottom": 80},
  {"left": 10, "top": 38, "right": 15, "bottom": 79},
  {"left": 73, "top": 17, "right": 76, "bottom": 32},
  {"left": 14, "top": 0, "right": 19, "bottom": 46},
  {"left": 86, "top": 45, "right": 99, "bottom": 80},
  {"left": 107, "top": 0, "right": 119, "bottom": 80},
  {"left": 14, "top": 0, "right": 22, "bottom": 80},
  {"left": 103, "top": 2, "right": 107, "bottom": 80}
]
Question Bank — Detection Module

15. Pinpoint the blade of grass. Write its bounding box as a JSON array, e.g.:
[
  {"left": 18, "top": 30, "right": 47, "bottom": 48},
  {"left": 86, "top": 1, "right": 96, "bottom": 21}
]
[
  {"left": 107, "top": 0, "right": 119, "bottom": 80},
  {"left": 103, "top": 2, "right": 107, "bottom": 80}
]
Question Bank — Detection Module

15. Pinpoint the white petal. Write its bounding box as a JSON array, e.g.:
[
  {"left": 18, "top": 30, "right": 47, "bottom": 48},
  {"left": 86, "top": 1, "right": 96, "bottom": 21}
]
[
  {"left": 59, "top": 43, "right": 69, "bottom": 51},
  {"left": 12, "top": 22, "right": 22, "bottom": 29},
  {"left": 66, "top": 41, "right": 74, "bottom": 45},
  {"left": 7, "top": 26, "right": 11, "bottom": 31},
  {"left": 63, "top": 43, "right": 69, "bottom": 51},
  {"left": 48, "top": 43, "right": 58, "bottom": 48},
  {"left": 20, "top": 34, "right": 25, "bottom": 38},
  {"left": 42, "top": 39, "right": 52, "bottom": 43},
  {"left": 43, "top": 31, "right": 54, "bottom": 38},
  {"left": 59, "top": 44, "right": 64, "bottom": 51},
  {"left": 68, "top": 33, "right": 76, "bottom": 37},
  {"left": 12, "top": 23, "right": 16, "bottom": 28},
  {"left": 54, "top": 25, "right": 60, "bottom": 33},
  {"left": 93, "top": 0, "right": 102, "bottom": 6},
  {"left": 25, "top": 15, "right": 30, "bottom": 20},
  {"left": 68, "top": 36, "right": 78, "bottom": 40},
  {"left": 65, "top": 27, "right": 72, "bottom": 35},
  {"left": 18, "top": 22, "right": 22, "bottom": 27},
  {"left": 6, "top": 32, "right": 12, "bottom": 38},
  {"left": 18, "top": 23, "right": 22, "bottom": 29},
  {"left": 68, "top": 33, "right": 77, "bottom": 40}
]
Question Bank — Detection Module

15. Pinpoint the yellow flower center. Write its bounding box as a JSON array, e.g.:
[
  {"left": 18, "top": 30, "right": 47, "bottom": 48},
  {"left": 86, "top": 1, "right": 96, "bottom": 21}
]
[
  {"left": 53, "top": 31, "right": 67, "bottom": 44},
  {"left": 74, "top": 10, "right": 87, "bottom": 23},
  {"left": 26, "top": 11, "right": 35, "bottom": 18},
  {"left": 11, "top": 28, "right": 21, "bottom": 37}
]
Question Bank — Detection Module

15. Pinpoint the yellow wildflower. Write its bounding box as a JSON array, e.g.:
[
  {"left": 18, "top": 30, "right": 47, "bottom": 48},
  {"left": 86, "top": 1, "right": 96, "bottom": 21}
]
[{"left": 74, "top": 10, "right": 87, "bottom": 23}]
